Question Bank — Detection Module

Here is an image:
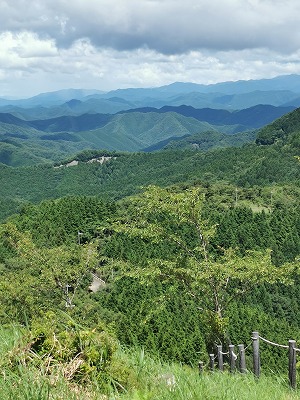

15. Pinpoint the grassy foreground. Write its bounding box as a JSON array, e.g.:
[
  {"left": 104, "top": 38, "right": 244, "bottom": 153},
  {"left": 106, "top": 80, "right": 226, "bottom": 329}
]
[{"left": 0, "top": 326, "right": 299, "bottom": 400}]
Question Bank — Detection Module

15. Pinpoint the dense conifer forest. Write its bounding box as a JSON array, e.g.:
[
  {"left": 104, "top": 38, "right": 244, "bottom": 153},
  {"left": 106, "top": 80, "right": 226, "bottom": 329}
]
[{"left": 1, "top": 102, "right": 300, "bottom": 398}]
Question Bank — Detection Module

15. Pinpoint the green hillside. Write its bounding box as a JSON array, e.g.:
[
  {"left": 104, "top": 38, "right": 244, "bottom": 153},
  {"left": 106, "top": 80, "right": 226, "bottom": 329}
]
[
  {"left": 2, "top": 104, "right": 300, "bottom": 398},
  {"left": 256, "top": 107, "right": 300, "bottom": 145},
  {"left": 0, "top": 129, "right": 83, "bottom": 166},
  {"left": 0, "top": 136, "right": 299, "bottom": 221},
  {"left": 1, "top": 102, "right": 297, "bottom": 167},
  {"left": 0, "top": 112, "right": 252, "bottom": 166},
  {"left": 0, "top": 102, "right": 300, "bottom": 216},
  {"left": 162, "top": 129, "right": 256, "bottom": 150},
  {"left": 75, "top": 112, "right": 216, "bottom": 151}
]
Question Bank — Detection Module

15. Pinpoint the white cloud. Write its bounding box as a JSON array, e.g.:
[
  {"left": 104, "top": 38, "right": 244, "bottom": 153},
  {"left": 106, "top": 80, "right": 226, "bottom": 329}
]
[
  {"left": 1, "top": 0, "right": 300, "bottom": 54},
  {"left": 0, "top": 31, "right": 57, "bottom": 72},
  {"left": 1, "top": 0, "right": 300, "bottom": 97}
]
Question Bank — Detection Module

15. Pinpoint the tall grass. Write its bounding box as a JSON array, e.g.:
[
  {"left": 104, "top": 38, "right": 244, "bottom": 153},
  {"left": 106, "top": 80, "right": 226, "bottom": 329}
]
[
  {"left": 107, "top": 345, "right": 300, "bottom": 400},
  {"left": 120, "top": 368, "right": 300, "bottom": 400},
  {"left": 0, "top": 326, "right": 299, "bottom": 400},
  {"left": 0, "top": 325, "right": 101, "bottom": 400}
]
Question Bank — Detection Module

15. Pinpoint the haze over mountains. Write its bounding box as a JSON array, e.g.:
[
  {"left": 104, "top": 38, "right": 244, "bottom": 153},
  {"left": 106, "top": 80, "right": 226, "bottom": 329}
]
[
  {"left": 1, "top": 74, "right": 300, "bottom": 113},
  {"left": 0, "top": 74, "right": 299, "bottom": 166}
]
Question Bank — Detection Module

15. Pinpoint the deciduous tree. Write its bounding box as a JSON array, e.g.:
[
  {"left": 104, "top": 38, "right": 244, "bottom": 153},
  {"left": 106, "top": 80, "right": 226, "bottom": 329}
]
[{"left": 111, "top": 185, "right": 294, "bottom": 344}]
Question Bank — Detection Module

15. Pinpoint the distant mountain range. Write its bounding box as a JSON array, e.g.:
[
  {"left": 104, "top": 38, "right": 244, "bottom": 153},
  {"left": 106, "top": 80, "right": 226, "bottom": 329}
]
[
  {"left": 0, "top": 103, "right": 295, "bottom": 166},
  {"left": 0, "top": 74, "right": 300, "bottom": 117},
  {"left": 0, "top": 104, "right": 294, "bottom": 133},
  {"left": 118, "top": 104, "right": 295, "bottom": 130},
  {"left": 0, "top": 74, "right": 299, "bottom": 167}
]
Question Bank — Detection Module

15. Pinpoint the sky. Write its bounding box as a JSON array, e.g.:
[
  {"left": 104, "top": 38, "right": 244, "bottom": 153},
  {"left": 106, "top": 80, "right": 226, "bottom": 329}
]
[{"left": 1, "top": 0, "right": 300, "bottom": 98}]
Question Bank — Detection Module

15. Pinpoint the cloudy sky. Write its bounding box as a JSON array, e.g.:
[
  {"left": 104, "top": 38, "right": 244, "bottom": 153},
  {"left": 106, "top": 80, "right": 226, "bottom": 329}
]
[{"left": 1, "top": 0, "right": 300, "bottom": 98}]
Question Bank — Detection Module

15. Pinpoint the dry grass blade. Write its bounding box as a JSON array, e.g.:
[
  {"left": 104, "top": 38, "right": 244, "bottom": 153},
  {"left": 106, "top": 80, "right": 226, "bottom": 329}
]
[{"left": 63, "top": 353, "right": 84, "bottom": 381}]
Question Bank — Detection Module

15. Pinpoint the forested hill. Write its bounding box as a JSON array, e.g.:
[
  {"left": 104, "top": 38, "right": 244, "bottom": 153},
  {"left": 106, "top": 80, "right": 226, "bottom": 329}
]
[
  {"left": 0, "top": 134, "right": 299, "bottom": 221},
  {"left": 0, "top": 110, "right": 246, "bottom": 166},
  {"left": 256, "top": 107, "right": 300, "bottom": 145},
  {"left": 2, "top": 86, "right": 300, "bottom": 398},
  {"left": 1, "top": 104, "right": 293, "bottom": 133},
  {"left": 0, "top": 104, "right": 299, "bottom": 220},
  {"left": 1, "top": 76, "right": 300, "bottom": 169},
  {"left": 0, "top": 104, "right": 296, "bottom": 167}
]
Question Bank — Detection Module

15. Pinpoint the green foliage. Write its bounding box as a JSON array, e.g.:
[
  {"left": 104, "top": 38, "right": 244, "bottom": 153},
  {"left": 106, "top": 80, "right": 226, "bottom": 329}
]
[
  {"left": 13, "top": 195, "right": 116, "bottom": 246},
  {"left": 256, "top": 107, "right": 300, "bottom": 145},
  {"left": 2, "top": 179, "right": 300, "bottom": 369},
  {"left": 213, "top": 203, "right": 300, "bottom": 264},
  {"left": 0, "top": 223, "right": 98, "bottom": 322},
  {"left": 0, "top": 320, "right": 136, "bottom": 398},
  {"left": 164, "top": 129, "right": 256, "bottom": 151},
  {"left": 1, "top": 106, "right": 300, "bottom": 377},
  {"left": 1, "top": 132, "right": 300, "bottom": 221},
  {"left": 97, "top": 277, "right": 207, "bottom": 364},
  {"left": 27, "top": 312, "right": 118, "bottom": 384},
  {"left": 103, "top": 185, "right": 294, "bottom": 350},
  {"left": 1, "top": 323, "right": 300, "bottom": 400}
]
